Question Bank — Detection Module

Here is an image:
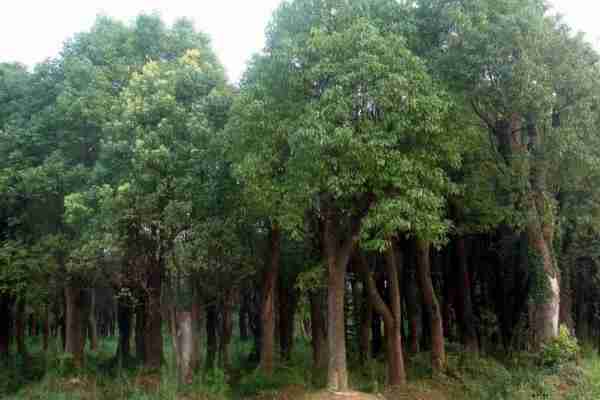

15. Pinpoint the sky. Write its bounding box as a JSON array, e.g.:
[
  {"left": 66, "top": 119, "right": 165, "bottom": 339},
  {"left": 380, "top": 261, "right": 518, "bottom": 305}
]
[{"left": 0, "top": 0, "right": 598, "bottom": 83}]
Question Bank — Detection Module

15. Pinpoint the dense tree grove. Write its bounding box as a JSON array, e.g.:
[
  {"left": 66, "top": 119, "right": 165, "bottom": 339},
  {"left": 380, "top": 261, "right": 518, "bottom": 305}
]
[{"left": 2, "top": 0, "right": 600, "bottom": 397}]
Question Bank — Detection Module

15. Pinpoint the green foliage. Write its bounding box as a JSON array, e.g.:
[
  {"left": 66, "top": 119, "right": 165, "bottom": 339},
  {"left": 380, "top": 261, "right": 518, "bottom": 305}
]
[{"left": 539, "top": 325, "right": 581, "bottom": 368}]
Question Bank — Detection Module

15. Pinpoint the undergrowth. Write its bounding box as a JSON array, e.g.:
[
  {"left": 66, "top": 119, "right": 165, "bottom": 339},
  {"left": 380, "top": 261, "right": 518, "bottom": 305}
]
[{"left": 2, "top": 334, "right": 599, "bottom": 399}]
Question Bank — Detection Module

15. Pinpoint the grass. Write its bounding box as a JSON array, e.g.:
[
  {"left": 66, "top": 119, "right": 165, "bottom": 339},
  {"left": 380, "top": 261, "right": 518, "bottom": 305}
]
[{"left": 1, "top": 335, "right": 599, "bottom": 399}]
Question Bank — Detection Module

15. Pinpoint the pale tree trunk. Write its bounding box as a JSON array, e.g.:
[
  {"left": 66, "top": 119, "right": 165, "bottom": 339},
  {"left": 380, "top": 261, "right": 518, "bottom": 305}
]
[
  {"left": 190, "top": 292, "right": 202, "bottom": 371},
  {"left": 176, "top": 311, "right": 193, "bottom": 385},
  {"left": 416, "top": 239, "right": 445, "bottom": 373},
  {"left": 323, "top": 209, "right": 366, "bottom": 391},
  {"left": 527, "top": 117, "right": 559, "bottom": 347},
  {"left": 259, "top": 223, "right": 280, "bottom": 374}
]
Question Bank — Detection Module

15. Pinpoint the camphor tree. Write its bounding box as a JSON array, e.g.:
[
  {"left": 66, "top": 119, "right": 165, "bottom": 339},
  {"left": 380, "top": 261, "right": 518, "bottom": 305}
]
[
  {"left": 228, "top": 0, "right": 460, "bottom": 389},
  {"left": 415, "top": 0, "right": 600, "bottom": 347},
  {"left": 99, "top": 45, "right": 228, "bottom": 368}
]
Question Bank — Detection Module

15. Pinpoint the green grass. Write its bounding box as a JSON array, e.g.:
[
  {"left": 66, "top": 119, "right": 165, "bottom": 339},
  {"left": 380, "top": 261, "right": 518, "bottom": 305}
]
[{"left": 2, "top": 335, "right": 600, "bottom": 399}]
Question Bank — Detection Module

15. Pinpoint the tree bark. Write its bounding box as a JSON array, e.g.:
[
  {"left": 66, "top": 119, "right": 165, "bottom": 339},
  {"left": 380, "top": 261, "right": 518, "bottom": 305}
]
[
  {"left": 65, "top": 286, "right": 86, "bottom": 368},
  {"left": 205, "top": 303, "right": 217, "bottom": 370},
  {"left": 144, "top": 259, "right": 163, "bottom": 369},
  {"left": 416, "top": 239, "right": 445, "bottom": 373},
  {"left": 279, "top": 279, "right": 297, "bottom": 361},
  {"left": 0, "top": 294, "right": 12, "bottom": 359},
  {"left": 359, "top": 284, "right": 372, "bottom": 363},
  {"left": 404, "top": 244, "right": 421, "bottom": 354},
  {"left": 87, "top": 289, "right": 98, "bottom": 351},
  {"left": 134, "top": 303, "right": 145, "bottom": 363},
  {"left": 310, "top": 290, "right": 327, "bottom": 371},
  {"left": 175, "top": 311, "right": 193, "bottom": 385},
  {"left": 219, "top": 292, "right": 234, "bottom": 369},
  {"left": 190, "top": 293, "right": 202, "bottom": 371},
  {"left": 43, "top": 306, "right": 49, "bottom": 352},
  {"left": 259, "top": 223, "right": 281, "bottom": 374},
  {"left": 356, "top": 246, "right": 406, "bottom": 386},
  {"left": 116, "top": 302, "right": 132, "bottom": 365},
  {"left": 239, "top": 291, "right": 250, "bottom": 341},
  {"left": 456, "top": 237, "right": 479, "bottom": 353},
  {"left": 321, "top": 197, "right": 371, "bottom": 392}
]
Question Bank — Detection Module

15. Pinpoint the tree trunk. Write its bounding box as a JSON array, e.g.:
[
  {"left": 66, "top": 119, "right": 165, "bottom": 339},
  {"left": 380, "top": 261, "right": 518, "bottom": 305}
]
[
  {"left": 43, "top": 306, "right": 50, "bottom": 352},
  {"left": 327, "top": 257, "right": 349, "bottom": 391},
  {"left": 116, "top": 302, "right": 132, "bottom": 365},
  {"left": 456, "top": 237, "right": 478, "bottom": 353},
  {"left": 0, "top": 294, "right": 12, "bottom": 359},
  {"left": 527, "top": 116, "right": 559, "bottom": 347},
  {"left": 144, "top": 260, "right": 163, "bottom": 369},
  {"left": 279, "top": 279, "right": 296, "bottom": 361},
  {"left": 357, "top": 246, "right": 406, "bottom": 386},
  {"left": 259, "top": 223, "right": 281, "bottom": 374},
  {"left": 219, "top": 293, "right": 234, "bottom": 369},
  {"left": 175, "top": 311, "right": 193, "bottom": 385},
  {"left": 416, "top": 239, "right": 445, "bottom": 373},
  {"left": 359, "top": 285, "right": 372, "bottom": 363},
  {"left": 205, "top": 303, "right": 217, "bottom": 370},
  {"left": 310, "top": 290, "right": 327, "bottom": 371},
  {"left": 87, "top": 290, "right": 98, "bottom": 351},
  {"left": 322, "top": 200, "right": 369, "bottom": 392},
  {"left": 134, "top": 303, "right": 145, "bottom": 363},
  {"left": 404, "top": 245, "right": 421, "bottom": 354},
  {"left": 239, "top": 291, "right": 249, "bottom": 341},
  {"left": 528, "top": 226, "right": 560, "bottom": 346},
  {"left": 65, "top": 286, "right": 85, "bottom": 368},
  {"left": 190, "top": 295, "right": 202, "bottom": 371}
]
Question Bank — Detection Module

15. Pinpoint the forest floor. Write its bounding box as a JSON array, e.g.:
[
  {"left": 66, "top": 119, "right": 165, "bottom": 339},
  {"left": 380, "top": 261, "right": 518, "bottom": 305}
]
[{"left": 2, "top": 336, "right": 600, "bottom": 400}]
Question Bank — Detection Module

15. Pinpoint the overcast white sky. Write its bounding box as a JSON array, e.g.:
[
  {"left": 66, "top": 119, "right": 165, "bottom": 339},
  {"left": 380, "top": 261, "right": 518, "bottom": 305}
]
[{"left": 0, "top": 0, "right": 597, "bottom": 83}]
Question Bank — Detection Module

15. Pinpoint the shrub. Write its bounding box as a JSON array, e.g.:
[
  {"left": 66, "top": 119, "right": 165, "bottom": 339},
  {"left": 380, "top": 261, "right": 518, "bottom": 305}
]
[{"left": 539, "top": 325, "right": 580, "bottom": 368}]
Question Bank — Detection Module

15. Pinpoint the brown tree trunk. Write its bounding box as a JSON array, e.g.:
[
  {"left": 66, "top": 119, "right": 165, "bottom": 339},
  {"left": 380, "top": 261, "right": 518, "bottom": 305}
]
[
  {"left": 456, "top": 237, "right": 479, "bottom": 353},
  {"left": 43, "top": 306, "right": 50, "bottom": 352},
  {"left": 65, "top": 286, "right": 85, "bottom": 368},
  {"left": 175, "top": 311, "right": 193, "bottom": 385},
  {"left": 310, "top": 290, "right": 327, "bottom": 371},
  {"left": 259, "top": 224, "right": 281, "bottom": 374},
  {"left": 404, "top": 247, "right": 421, "bottom": 354},
  {"left": 327, "top": 257, "right": 349, "bottom": 391},
  {"left": 87, "top": 290, "right": 98, "bottom": 351},
  {"left": 0, "top": 294, "right": 12, "bottom": 359},
  {"left": 134, "top": 303, "right": 145, "bottom": 363},
  {"left": 144, "top": 259, "right": 163, "bottom": 369},
  {"left": 219, "top": 293, "right": 234, "bottom": 369},
  {"left": 359, "top": 287, "right": 372, "bottom": 363},
  {"left": 205, "top": 303, "right": 217, "bottom": 370},
  {"left": 322, "top": 199, "right": 370, "bottom": 392},
  {"left": 116, "top": 302, "right": 132, "bottom": 365},
  {"left": 351, "top": 272, "right": 371, "bottom": 365},
  {"left": 279, "top": 279, "right": 296, "bottom": 361},
  {"left": 356, "top": 246, "right": 406, "bottom": 387},
  {"left": 416, "top": 239, "right": 445, "bottom": 373},
  {"left": 239, "top": 291, "right": 249, "bottom": 341}
]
